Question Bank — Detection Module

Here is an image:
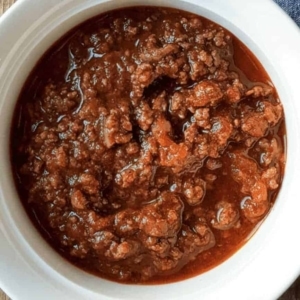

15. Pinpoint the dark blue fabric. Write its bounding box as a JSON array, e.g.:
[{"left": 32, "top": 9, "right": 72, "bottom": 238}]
[{"left": 274, "top": 0, "right": 300, "bottom": 27}]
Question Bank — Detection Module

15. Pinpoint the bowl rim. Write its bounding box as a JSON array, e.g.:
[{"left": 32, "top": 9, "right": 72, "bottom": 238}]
[{"left": 1, "top": 0, "right": 300, "bottom": 299}]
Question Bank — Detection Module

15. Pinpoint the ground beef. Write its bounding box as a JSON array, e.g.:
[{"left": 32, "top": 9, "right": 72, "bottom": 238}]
[
  {"left": 11, "top": 7, "right": 285, "bottom": 284},
  {"left": 211, "top": 201, "right": 240, "bottom": 230}
]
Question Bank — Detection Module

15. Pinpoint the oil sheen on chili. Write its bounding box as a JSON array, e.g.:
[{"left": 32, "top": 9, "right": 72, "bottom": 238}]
[{"left": 11, "top": 7, "right": 286, "bottom": 284}]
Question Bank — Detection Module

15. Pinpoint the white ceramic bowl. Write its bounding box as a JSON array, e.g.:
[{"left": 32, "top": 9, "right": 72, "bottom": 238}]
[{"left": 1, "top": 0, "right": 300, "bottom": 299}]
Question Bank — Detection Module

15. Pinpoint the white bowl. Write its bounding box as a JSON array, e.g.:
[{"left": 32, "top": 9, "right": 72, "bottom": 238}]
[{"left": 1, "top": 0, "right": 300, "bottom": 299}]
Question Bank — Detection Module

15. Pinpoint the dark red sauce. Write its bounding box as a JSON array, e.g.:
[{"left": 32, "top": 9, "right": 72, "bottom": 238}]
[{"left": 10, "top": 7, "right": 285, "bottom": 284}]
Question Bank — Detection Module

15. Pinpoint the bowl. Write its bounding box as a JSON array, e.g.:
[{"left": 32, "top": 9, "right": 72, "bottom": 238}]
[{"left": 1, "top": 0, "right": 300, "bottom": 299}]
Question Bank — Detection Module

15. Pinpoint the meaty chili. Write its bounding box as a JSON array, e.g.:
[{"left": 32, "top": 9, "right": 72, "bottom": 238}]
[{"left": 11, "top": 7, "right": 286, "bottom": 283}]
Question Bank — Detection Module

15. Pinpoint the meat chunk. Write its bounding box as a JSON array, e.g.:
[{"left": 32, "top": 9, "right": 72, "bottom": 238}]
[
  {"left": 152, "top": 251, "right": 181, "bottom": 272},
  {"left": 91, "top": 231, "right": 140, "bottom": 261},
  {"left": 193, "top": 134, "right": 209, "bottom": 159},
  {"left": 241, "top": 114, "right": 269, "bottom": 137},
  {"left": 230, "top": 152, "right": 270, "bottom": 221},
  {"left": 210, "top": 117, "right": 233, "bottom": 146},
  {"left": 113, "top": 192, "right": 183, "bottom": 239},
  {"left": 240, "top": 195, "right": 269, "bottom": 222},
  {"left": 151, "top": 115, "right": 189, "bottom": 170},
  {"left": 71, "top": 189, "right": 87, "bottom": 210},
  {"left": 245, "top": 85, "right": 273, "bottom": 98},
  {"left": 140, "top": 42, "right": 179, "bottom": 63},
  {"left": 251, "top": 180, "right": 268, "bottom": 203},
  {"left": 45, "top": 146, "right": 68, "bottom": 171},
  {"left": 182, "top": 177, "right": 206, "bottom": 206},
  {"left": 230, "top": 152, "right": 260, "bottom": 193},
  {"left": 187, "top": 80, "right": 223, "bottom": 107},
  {"left": 184, "top": 115, "right": 233, "bottom": 159},
  {"left": 225, "top": 79, "right": 245, "bottom": 104},
  {"left": 184, "top": 122, "right": 198, "bottom": 143},
  {"left": 109, "top": 240, "right": 140, "bottom": 261},
  {"left": 159, "top": 143, "right": 188, "bottom": 171},
  {"left": 193, "top": 108, "right": 210, "bottom": 129},
  {"left": 115, "top": 168, "right": 137, "bottom": 188},
  {"left": 170, "top": 92, "right": 187, "bottom": 119},
  {"left": 241, "top": 101, "right": 283, "bottom": 138},
  {"left": 197, "top": 50, "right": 213, "bottom": 67},
  {"left": 114, "top": 209, "right": 139, "bottom": 236},
  {"left": 151, "top": 115, "right": 173, "bottom": 146},
  {"left": 206, "top": 158, "right": 222, "bottom": 170},
  {"left": 177, "top": 222, "right": 215, "bottom": 257},
  {"left": 115, "top": 192, "right": 183, "bottom": 238},
  {"left": 208, "top": 116, "right": 233, "bottom": 157},
  {"left": 152, "top": 92, "right": 167, "bottom": 111},
  {"left": 103, "top": 109, "right": 132, "bottom": 148},
  {"left": 131, "top": 63, "right": 156, "bottom": 98},
  {"left": 135, "top": 101, "right": 154, "bottom": 131},
  {"left": 262, "top": 166, "right": 279, "bottom": 190},
  {"left": 187, "top": 49, "right": 208, "bottom": 80},
  {"left": 263, "top": 101, "right": 283, "bottom": 125},
  {"left": 78, "top": 173, "right": 99, "bottom": 195},
  {"left": 258, "top": 138, "right": 282, "bottom": 167},
  {"left": 211, "top": 201, "right": 239, "bottom": 230},
  {"left": 41, "top": 83, "right": 78, "bottom": 120},
  {"left": 139, "top": 192, "right": 183, "bottom": 238}
]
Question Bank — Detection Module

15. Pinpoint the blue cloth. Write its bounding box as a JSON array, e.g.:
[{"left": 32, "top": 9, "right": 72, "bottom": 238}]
[{"left": 274, "top": 0, "right": 300, "bottom": 27}]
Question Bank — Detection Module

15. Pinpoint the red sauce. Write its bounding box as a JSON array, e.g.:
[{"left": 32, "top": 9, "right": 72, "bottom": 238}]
[{"left": 11, "top": 7, "right": 285, "bottom": 284}]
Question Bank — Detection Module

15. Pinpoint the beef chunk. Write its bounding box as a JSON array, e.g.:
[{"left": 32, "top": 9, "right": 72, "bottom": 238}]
[
  {"left": 187, "top": 80, "right": 223, "bottom": 108},
  {"left": 211, "top": 201, "right": 240, "bottom": 230},
  {"left": 230, "top": 152, "right": 270, "bottom": 221},
  {"left": 241, "top": 102, "right": 283, "bottom": 138}
]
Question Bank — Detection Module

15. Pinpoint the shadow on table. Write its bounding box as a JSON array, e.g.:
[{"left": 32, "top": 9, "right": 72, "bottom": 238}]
[{"left": 278, "top": 276, "right": 300, "bottom": 299}]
